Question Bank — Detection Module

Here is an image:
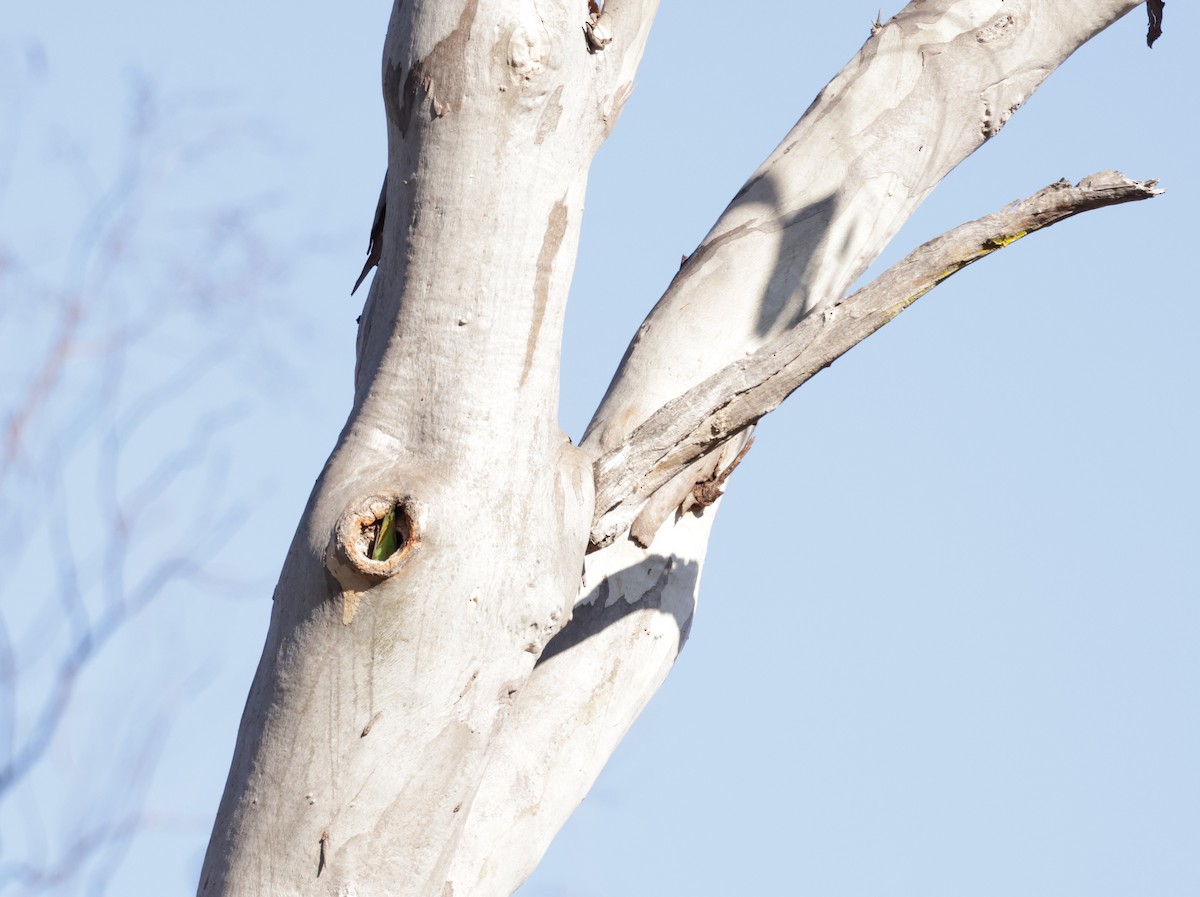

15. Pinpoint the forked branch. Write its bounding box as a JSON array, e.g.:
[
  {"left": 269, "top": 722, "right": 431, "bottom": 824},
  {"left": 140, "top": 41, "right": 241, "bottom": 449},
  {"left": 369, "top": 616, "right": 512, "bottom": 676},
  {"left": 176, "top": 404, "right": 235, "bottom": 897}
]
[{"left": 590, "top": 171, "right": 1162, "bottom": 547}]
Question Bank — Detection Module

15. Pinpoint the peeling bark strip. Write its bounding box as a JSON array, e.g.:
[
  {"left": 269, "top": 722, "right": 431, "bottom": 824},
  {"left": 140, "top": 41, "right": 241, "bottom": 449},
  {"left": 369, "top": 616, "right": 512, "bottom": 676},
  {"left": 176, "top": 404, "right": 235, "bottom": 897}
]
[
  {"left": 589, "top": 172, "right": 1162, "bottom": 547},
  {"left": 1147, "top": 0, "right": 1165, "bottom": 47},
  {"left": 691, "top": 436, "right": 754, "bottom": 507},
  {"left": 352, "top": 175, "right": 388, "bottom": 295}
]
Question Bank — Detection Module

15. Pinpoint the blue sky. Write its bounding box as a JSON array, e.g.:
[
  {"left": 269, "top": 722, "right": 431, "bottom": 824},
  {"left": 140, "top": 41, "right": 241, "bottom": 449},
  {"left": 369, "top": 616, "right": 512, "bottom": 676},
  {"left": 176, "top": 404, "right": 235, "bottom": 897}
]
[{"left": 1, "top": 3, "right": 1196, "bottom": 896}]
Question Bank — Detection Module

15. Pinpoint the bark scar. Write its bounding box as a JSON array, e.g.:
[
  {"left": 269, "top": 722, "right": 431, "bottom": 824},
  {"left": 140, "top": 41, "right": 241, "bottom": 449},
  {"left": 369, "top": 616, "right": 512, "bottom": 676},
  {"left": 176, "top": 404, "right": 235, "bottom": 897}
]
[
  {"left": 318, "top": 829, "right": 329, "bottom": 877},
  {"left": 361, "top": 710, "right": 384, "bottom": 737},
  {"left": 521, "top": 198, "right": 568, "bottom": 386}
]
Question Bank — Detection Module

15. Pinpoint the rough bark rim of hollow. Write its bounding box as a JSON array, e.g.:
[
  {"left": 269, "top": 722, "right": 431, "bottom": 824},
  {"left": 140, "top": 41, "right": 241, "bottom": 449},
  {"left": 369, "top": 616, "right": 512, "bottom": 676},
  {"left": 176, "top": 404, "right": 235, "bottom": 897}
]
[{"left": 327, "top": 492, "right": 425, "bottom": 585}]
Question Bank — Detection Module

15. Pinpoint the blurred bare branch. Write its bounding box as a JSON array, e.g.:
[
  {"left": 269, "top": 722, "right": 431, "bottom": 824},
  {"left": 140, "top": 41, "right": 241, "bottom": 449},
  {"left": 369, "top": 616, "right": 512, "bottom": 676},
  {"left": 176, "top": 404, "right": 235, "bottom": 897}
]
[{"left": 0, "top": 49, "right": 308, "bottom": 896}]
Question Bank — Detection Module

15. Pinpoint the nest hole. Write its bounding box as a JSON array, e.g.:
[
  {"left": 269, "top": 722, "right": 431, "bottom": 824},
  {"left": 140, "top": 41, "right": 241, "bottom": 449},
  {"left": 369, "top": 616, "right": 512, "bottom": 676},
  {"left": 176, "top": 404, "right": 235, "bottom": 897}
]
[{"left": 367, "top": 503, "right": 409, "bottom": 561}]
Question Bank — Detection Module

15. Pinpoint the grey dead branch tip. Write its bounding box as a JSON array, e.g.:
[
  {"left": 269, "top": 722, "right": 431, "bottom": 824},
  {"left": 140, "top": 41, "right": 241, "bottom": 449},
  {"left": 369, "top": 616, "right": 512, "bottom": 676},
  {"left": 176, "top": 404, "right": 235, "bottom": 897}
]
[{"left": 587, "top": 172, "right": 1163, "bottom": 549}]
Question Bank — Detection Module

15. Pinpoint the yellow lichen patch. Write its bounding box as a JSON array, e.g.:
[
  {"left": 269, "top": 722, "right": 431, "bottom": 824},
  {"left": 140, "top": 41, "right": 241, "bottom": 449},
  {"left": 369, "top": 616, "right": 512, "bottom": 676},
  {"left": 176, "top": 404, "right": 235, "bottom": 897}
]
[
  {"left": 983, "top": 230, "right": 1027, "bottom": 250},
  {"left": 932, "top": 259, "right": 970, "bottom": 284},
  {"left": 881, "top": 295, "right": 918, "bottom": 322}
]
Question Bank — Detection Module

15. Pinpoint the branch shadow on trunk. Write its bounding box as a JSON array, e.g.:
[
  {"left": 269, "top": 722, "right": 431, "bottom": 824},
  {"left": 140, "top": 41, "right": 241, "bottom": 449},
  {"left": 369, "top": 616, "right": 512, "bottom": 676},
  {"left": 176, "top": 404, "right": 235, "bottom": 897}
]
[{"left": 538, "top": 553, "right": 701, "bottom": 666}]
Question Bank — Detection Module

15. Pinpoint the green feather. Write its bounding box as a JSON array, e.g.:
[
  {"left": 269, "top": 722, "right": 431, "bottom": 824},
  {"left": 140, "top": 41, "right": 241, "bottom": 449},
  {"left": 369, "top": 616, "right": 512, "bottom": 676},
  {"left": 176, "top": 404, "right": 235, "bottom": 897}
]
[{"left": 372, "top": 508, "right": 398, "bottom": 561}]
